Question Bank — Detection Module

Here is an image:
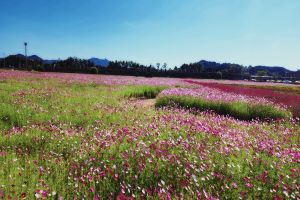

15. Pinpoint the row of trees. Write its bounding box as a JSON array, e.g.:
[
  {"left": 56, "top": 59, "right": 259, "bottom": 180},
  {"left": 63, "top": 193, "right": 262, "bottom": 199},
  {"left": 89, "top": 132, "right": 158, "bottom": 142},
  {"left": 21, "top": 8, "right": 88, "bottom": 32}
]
[
  {"left": 97, "top": 61, "right": 246, "bottom": 79},
  {"left": 0, "top": 55, "right": 97, "bottom": 74},
  {"left": 44, "top": 57, "right": 96, "bottom": 73},
  {"left": 0, "top": 54, "right": 298, "bottom": 80}
]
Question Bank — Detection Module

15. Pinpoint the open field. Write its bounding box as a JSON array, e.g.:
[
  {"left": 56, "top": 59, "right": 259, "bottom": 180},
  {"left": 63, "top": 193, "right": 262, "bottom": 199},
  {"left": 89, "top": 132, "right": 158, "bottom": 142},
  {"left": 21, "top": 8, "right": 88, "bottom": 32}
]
[{"left": 0, "top": 70, "right": 299, "bottom": 199}]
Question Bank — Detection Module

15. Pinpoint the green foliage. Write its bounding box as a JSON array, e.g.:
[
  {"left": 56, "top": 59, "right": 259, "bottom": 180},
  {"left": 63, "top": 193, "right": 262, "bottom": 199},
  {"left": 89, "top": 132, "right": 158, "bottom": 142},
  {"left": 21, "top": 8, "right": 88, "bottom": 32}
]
[
  {"left": 122, "top": 85, "right": 167, "bottom": 99},
  {"left": 257, "top": 70, "right": 268, "bottom": 76},
  {"left": 89, "top": 67, "right": 99, "bottom": 74},
  {"left": 0, "top": 103, "right": 33, "bottom": 128},
  {"left": 32, "top": 65, "right": 45, "bottom": 72},
  {"left": 155, "top": 95, "right": 291, "bottom": 120},
  {"left": 0, "top": 129, "right": 51, "bottom": 153}
]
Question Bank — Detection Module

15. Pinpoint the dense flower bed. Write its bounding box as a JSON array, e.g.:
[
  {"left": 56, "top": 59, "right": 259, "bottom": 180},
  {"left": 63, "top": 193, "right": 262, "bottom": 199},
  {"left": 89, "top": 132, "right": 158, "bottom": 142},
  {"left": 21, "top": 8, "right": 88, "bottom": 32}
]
[
  {"left": 0, "top": 70, "right": 186, "bottom": 86},
  {"left": 185, "top": 78, "right": 300, "bottom": 87},
  {"left": 156, "top": 87, "right": 290, "bottom": 120},
  {"left": 0, "top": 70, "right": 299, "bottom": 199},
  {"left": 159, "top": 87, "right": 275, "bottom": 106},
  {"left": 1, "top": 108, "right": 299, "bottom": 199},
  {"left": 185, "top": 80, "right": 300, "bottom": 117}
]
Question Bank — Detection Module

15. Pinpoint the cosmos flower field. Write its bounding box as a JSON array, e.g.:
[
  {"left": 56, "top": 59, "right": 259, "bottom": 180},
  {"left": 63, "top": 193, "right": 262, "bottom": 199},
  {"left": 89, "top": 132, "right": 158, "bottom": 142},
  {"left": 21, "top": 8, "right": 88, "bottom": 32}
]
[{"left": 0, "top": 70, "right": 299, "bottom": 199}]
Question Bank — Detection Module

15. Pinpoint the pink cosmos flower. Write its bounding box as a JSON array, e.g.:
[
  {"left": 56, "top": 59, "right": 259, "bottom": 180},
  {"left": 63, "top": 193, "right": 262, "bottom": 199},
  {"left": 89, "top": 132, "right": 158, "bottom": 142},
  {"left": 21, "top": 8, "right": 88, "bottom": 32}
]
[
  {"left": 0, "top": 189, "right": 4, "bottom": 198},
  {"left": 231, "top": 182, "right": 238, "bottom": 189},
  {"left": 39, "top": 166, "right": 45, "bottom": 175},
  {"left": 245, "top": 182, "right": 253, "bottom": 189}
]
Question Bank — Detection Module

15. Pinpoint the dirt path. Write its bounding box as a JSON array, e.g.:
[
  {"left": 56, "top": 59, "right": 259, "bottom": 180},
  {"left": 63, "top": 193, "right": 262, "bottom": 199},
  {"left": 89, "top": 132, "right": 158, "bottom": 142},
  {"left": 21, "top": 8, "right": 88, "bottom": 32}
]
[{"left": 127, "top": 98, "right": 156, "bottom": 108}]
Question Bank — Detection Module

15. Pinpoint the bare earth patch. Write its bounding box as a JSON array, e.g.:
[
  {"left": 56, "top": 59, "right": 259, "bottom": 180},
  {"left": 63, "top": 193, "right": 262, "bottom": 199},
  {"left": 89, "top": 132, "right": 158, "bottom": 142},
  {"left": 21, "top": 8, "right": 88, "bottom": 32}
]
[{"left": 127, "top": 98, "right": 156, "bottom": 108}]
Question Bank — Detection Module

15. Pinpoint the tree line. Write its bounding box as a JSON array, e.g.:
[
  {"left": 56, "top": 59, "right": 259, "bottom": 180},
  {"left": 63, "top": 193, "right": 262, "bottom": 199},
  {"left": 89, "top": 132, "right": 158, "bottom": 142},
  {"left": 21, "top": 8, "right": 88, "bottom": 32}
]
[{"left": 0, "top": 54, "right": 298, "bottom": 80}]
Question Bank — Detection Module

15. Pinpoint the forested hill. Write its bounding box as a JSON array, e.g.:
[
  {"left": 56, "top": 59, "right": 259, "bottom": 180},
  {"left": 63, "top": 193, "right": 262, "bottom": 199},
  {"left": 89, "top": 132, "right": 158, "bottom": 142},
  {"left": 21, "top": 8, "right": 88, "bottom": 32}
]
[{"left": 181, "top": 60, "right": 293, "bottom": 76}]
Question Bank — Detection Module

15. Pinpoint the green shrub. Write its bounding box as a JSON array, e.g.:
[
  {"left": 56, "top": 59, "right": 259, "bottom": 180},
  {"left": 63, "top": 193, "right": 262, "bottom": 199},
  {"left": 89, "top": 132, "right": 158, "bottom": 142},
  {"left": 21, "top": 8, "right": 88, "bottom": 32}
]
[
  {"left": 155, "top": 95, "right": 291, "bottom": 120},
  {"left": 89, "top": 67, "right": 99, "bottom": 74},
  {"left": 123, "top": 85, "right": 167, "bottom": 99}
]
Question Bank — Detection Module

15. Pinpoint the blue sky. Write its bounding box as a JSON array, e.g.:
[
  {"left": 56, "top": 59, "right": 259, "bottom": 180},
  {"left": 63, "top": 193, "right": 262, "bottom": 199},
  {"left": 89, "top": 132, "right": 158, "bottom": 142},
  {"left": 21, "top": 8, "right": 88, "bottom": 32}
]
[{"left": 0, "top": 0, "right": 299, "bottom": 70}]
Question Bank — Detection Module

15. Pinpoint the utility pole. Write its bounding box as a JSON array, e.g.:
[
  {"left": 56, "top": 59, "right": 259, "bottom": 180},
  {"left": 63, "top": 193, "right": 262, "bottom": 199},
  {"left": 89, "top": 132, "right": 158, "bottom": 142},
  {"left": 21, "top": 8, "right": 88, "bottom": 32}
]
[
  {"left": 2, "top": 53, "right": 5, "bottom": 68},
  {"left": 24, "top": 42, "right": 28, "bottom": 69}
]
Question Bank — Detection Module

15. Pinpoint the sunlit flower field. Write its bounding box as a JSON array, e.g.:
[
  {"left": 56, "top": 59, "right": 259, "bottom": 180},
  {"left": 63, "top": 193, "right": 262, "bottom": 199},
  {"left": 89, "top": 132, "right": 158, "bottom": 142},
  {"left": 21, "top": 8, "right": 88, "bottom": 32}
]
[{"left": 0, "top": 70, "right": 299, "bottom": 199}]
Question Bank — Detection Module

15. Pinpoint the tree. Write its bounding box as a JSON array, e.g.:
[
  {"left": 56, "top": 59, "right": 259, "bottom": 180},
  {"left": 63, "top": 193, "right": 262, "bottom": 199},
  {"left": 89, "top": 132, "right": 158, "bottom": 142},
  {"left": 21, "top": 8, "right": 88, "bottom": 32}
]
[
  {"left": 162, "top": 63, "right": 167, "bottom": 71},
  {"left": 257, "top": 70, "right": 267, "bottom": 76},
  {"left": 90, "top": 67, "right": 99, "bottom": 74},
  {"left": 228, "top": 64, "right": 242, "bottom": 74},
  {"left": 156, "top": 63, "right": 160, "bottom": 71}
]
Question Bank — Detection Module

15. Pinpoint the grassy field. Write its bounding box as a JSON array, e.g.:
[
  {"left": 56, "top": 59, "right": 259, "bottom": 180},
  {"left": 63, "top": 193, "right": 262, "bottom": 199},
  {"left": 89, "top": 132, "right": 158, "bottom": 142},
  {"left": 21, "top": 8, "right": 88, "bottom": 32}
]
[{"left": 0, "top": 71, "right": 299, "bottom": 199}]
